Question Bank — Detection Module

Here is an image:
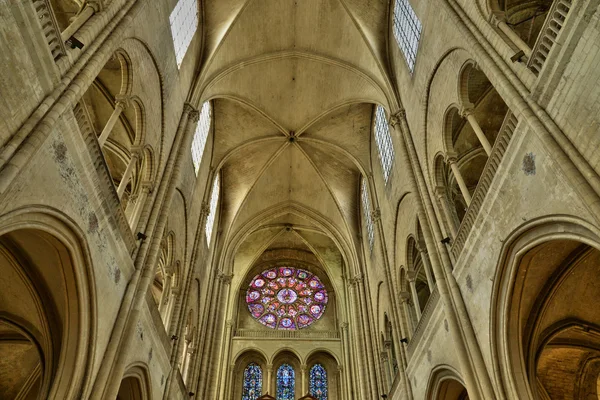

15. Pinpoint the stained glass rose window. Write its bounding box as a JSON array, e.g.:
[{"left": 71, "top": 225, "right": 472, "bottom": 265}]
[{"left": 246, "top": 266, "right": 328, "bottom": 330}]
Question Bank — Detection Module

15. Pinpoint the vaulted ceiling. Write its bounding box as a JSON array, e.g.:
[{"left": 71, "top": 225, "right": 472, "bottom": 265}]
[{"left": 192, "top": 0, "right": 398, "bottom": 278}]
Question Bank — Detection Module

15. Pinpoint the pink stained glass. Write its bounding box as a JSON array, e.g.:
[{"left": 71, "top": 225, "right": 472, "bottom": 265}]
[{"left": 246, "top": 266, "right": 328, "bottom": 330}]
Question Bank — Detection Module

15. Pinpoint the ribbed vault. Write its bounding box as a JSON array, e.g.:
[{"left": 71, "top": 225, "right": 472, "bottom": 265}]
[{"left": 194, "top": 0, "right": 395, "bottom": 280}]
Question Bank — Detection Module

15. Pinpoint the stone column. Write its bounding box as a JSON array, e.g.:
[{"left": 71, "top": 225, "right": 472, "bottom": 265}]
[
  {"left": 379, "top": 352, "right": 390, "bottom": 393},
  {"left": 447, "top": 155, "right": 472, "bottom": 206},
  {"left": 434, "top": 185, "right": 458, "bottom": 237},
  {"left": 266, "top": 364, "right": 273, "bottom": 396},
  {"left": 490, "top": 13, "right": 533, "bottom": 58},
  {"left": 399, "top": 291, "right": 414, "bottom": 335},
  {"left": 129, "top": 181, "right": 151, "bottom": 229},
  {"left": 98, "top": 96, "right": 128, "bottom": 147},
  {"left": 117, "top": 147, "right": 141, "bottom": 198},
  {"left": 301, "top": 364, "right": 308, "bottom": 395},
  {"left": 347, "top": 278, "right": 371, "bottom": 399},
  {"left": 340, "top": 322, "right": 353, "bottom": 400},
  {"left": 406, "top": 271, "right": 422, "bottom": 319},
  {"left": 60, "top": 1, "right": 102, "bottom": 42},
  {"left": 460, "top": 108, "right": 492, "bottom": 156},
  {"left": 416, "top": 244, "right": 436, "bottom": 290}
]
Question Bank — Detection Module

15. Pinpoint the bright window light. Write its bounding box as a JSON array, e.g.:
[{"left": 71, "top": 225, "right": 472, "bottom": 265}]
[
  {"left": 205, "top": 174, "right": 220, "bottom": 245},
  {"left": 169, "top": 0, "right": 198, "bottom": 67},
  {"left": 393, "top": 0, "right": 422, "bottom": 73},
  {"left": 361, "top": 179, "right": 375, "bottom": 250},
  {"left": 191, "top": 102, "right": 211, "bottom": 174},
  {"left": 374, "top": 106, "right": 395, "bottom": 183}
]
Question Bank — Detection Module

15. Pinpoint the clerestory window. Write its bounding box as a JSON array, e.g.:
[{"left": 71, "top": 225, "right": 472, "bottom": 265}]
[
  {"left": 361, "top": 179, "right": 375, "bottom": 251},
  {"left": 374, "top": 105, "right": 395, "bottom": 183},
  {"left": 169, "top": 0, "right": 198, "bottom": 67},
  {"left": 205, "top": 174, "right": 220, "bottom": 245},
  {"left": 392, "top": 0, "right": 422, "bottom": 73},
  {"left": 191, "top": 102, "right": 211, "bottom": 174}
]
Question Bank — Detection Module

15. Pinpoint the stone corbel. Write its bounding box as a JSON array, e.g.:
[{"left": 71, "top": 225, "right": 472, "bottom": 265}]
[
  {"left": 114, "top": 94, "right": 131, "bottom": 111},
  {"left": 406, "top": 270, "right": 417, "bottom": 283}
]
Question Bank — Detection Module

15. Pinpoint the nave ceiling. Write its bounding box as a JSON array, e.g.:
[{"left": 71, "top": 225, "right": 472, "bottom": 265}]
[{"left": 191, "top": 0, "right": 400, "bottom": 278}]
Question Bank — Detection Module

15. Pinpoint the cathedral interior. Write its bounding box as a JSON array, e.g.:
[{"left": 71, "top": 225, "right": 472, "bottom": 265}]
[{"left": 1, "top": 0, "right": 600, "bottom": 399}]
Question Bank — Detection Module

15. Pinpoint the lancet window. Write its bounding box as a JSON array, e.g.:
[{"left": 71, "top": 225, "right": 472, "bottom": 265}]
[
  {"left": 242, "top": 363, "right": 262, "bottom": 400},
  {"left": 205, "top": 173, "right": 220, "bottom": 244},
  {"left": 361, "top": 179, "right": 375, "bottom": 250},
  {"left": 169, "top": 0, "right": 198, "bottom": 67},
  {"left": 309, "top": 364, "right": 328, "bottom": 400},
  {"left": 393, "top": 0, "right": 422, "bottom": 72},
  {"left": 276, "top": 364, "right": 295, "bottom": 400},
  {"left": 191, "top": 102, "right": 211, "bottom": 174},
  {"left": 374, "top": 105, "right": 395, "bottom": 183}
]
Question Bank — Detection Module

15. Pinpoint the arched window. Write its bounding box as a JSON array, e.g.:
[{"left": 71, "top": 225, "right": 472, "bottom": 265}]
[
  {"left": 276, "top": 364, "right": 295, "bottom": 400},
  {"left": 191, "top": 102, "right": 211, "bottom": 174},
  {"left": 242, "top": 363, "right": 262, "bottom": 400},
  {"left": 361, "top": 178, "right": 375, "bottom": 250},
  {"left": 309, "top": 364, "right": 328, "bottom": 400},
  {"left": 169, "top": 0, "right": 199, "bottom": 67},
  {"left": 205, "top": 173, "right": 220, "bottom": 244},
  {"left": 392, "top": 0, "right": 422, "bottom": 73},
  {"left": 374, "top": 105, "right": 395, "bottom": 183}
]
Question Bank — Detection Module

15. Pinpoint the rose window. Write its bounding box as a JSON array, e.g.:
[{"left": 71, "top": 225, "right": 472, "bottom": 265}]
[{"left": 246, "top": 266, "right": 328, "bottom": 330}]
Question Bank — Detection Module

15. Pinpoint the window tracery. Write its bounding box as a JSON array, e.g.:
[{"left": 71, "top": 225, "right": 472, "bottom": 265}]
[
  {"left": 309, "top": 364, "right": 328, "bottom": 400},
  {"left": 392, "top": 0, "right": 422, "bottom": 72},
  {"left": 169, "top": 0, "right": 198, "bottom": 67},
  {"left": 242, "top": 363, "right": 262, "bottom": 400},
  {"left": 374, "top": 105, "right": 395, "bottom": 183},
  {"left": 246, "top": 266, "right": 328, "bottom": 330},
  {"left": 276, "top": 364, "right": 295, "bottom": 400},
  {"left": 191, "top": 102, "right": 211, "bottom": 174},
  {"left": 205, "top": 173, "right": 220, "bottom": 244}
]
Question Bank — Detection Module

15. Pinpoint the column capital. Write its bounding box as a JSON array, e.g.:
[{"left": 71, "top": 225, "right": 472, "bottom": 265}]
[
  {"left": 370, "top": 208, "right": 381, "bottom": 223},
  {"left": 226, "top": 319, "right": 235, "bottom": 328},
  {"left": 352, "top": 273, "right": 363, "bottom": 284},
  {"left": 383, "top": 339, "right": 392, "bottom": 350},
  {"left": 406, "top": 270, "right": 418, "bottom": 282},
  {"left": 218, "top": 272, "right": 233, "bottom": 285},
  {"left": 183, "top": 102, "right": 198, "bottom": 115},
  {"left": 266, "top": 364, "right": 273, "bottom": 371},
  {"left": 340, "top": 321, "right": 349, "bottom": 330},
  {"left": 129, "top": 145, "right": 143, "bottom": 157},
  {"left": 445, "top": 152, "right": 458, "bottom": 165},
  {"left": 380, "top": 351, "right": 389, "bottom": 362},
  {"left": 489, "top": 11, "right": 506, "bottom": 27},
  {"left": 139, "top": 181, "right": 153, "bottom": 192},
  {"left": 114, "top": 94, "right": 130, "bottom": 110},
  {"left": 389, "top": 109, "right": 406, "bottom": 128},
  {"left": 300, "top": 364, "right": 308, "bottom": 372},
  {"left": 434, "top": 185, "right": 447, "bottom": 198},
  {"left": 399, "top": 291, "right": 411, "bottom": 302},
  {"left": 337, "top": 365, "right": 343, "bottom": 373},
  {"left": 459, "top": 106, "right": 474, "bottom": 119},
  {"left": 200, "top": 201, "right": 211, "bottom": 217},
  {"left": 85, "top": 0, "right": 103, "bottom": 12}
]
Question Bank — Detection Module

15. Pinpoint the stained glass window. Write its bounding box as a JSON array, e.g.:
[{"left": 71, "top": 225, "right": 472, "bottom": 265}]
[
  {"left": 191, "top": 101, "right": 211, "bottom": 174},
  {"left": 242, "top": 363, "right": 262, "bottom": 400},
  {"left": 246, "top": 266, "right": 328, "bottom": 330},
  {"left": 374, "top": 105, "right": 395, "bottom": 183},
  {"left": 169, "top": 0, "right": 198, "bottom": 67},
  {"left": 361, "top": 179, "right": 375, "bottom": 250},
  {"left": 205, "top": 174, "right": 219, "bottom": 244},
  {"left": 392, "top": 0, "right": 422, "bottom": 73},
  {"left": 276, "top": 364, "right": 295, "bottom": 400},
  {"left": 309, "top": 364, "right": 328, "bottom": 400}
]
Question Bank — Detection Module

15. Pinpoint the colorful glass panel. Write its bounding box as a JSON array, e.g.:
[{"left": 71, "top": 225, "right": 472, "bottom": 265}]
[
  {"left": 246, "top": 266, "right": 328, "bottom": 330},
  {"left": 276, "top": 364, "right": 295, "bottom": 400},
  {"left": 242, "top": 363, "right": 262, "bottom": 400},
  {"left": 309, "top": 364, "right": 328, "bottom": 400}
]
